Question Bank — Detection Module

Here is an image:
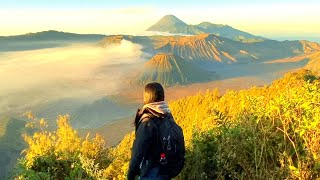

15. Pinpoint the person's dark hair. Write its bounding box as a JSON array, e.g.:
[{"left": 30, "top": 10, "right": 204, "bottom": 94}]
[{"left": 144, "top": 82, "right": 164, "bottom": 104}]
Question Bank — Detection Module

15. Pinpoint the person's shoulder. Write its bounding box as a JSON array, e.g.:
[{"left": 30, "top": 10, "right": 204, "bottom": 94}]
[
  {"left": 140, "top": 113, "right": 151, "bottom": 122},
  {"left": 140, "top": 113, "right": 158, "bottom": 127}
]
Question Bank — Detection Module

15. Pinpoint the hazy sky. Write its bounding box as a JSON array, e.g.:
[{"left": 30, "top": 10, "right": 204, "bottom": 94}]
[{"left": 0, "top": 0, "right": 319, "bottom": 38}]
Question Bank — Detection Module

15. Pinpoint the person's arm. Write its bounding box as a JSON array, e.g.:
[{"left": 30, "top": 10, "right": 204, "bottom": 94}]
[
  {"left": 127, "top": 119, "right": 155, "bottom": 180},
  {"left": 134, "top": 109, "right": 141, "bottom": 131}
]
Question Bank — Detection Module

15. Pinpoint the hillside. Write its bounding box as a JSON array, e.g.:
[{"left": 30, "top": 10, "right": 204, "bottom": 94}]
[
  {"left": 0, "top": 117, "right": 28, "bottom": 179},
  {"left": 13, "top": 70, "right": 320, "bottom": 179},
  {"left": 135, "top": 53, "right": 212, "bottom": 86},
  {"left": 103, "top": 70, "right": 320, "bottom": 179},
  {"left": 30, "top": 97, "right": 132, "bottom": 129},
  {"left": 100, "top": 34, "right": 320, "bottom": 63},
  {"left": 70, "top": 98, "right": 133, "bottom": 129},
  {"left": 0, "top": 30, "right": 105, "bottom": 42},
  {"left": 265, "top": 50, "right": 320, "bottom": 75},
  {"left": 147, "top": 15, "right": 265, "bottom": 42},
  {"left": 0, "top": 30, "right": 106, "bottom": 52},
  {"left": 305, "top": 51, "right": 320, "bottom": 74}
]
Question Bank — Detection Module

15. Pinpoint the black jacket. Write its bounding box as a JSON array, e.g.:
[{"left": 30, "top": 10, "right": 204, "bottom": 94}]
[{"left": 127, "top": 107, "right": 165, "bottom": 180}]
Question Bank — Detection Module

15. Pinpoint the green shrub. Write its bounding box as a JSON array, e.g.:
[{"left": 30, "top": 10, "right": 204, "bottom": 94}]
[{"left": 14, "top": 70, "right": 320, "bottom": 179}]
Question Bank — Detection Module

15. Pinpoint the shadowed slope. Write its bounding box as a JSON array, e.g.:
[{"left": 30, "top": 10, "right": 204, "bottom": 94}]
[
  {"left": 0, "top": 117, "right": 28, "bottom": 179},
  {"left": 305, "top": 51, "right": 320, "bottom": 74},
  {"left": 196, "top": 21, "right": 266, "bottom": 42},
  {"left": 70, "top": 98, "right": 132, "bottom": 129}
]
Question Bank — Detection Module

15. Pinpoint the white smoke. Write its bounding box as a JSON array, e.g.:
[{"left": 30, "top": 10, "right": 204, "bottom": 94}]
[
  {"left": 116, "top": 31, "right": 194, "bottom": 37},
  {"left": 0, "top": 40, "right": 144, "bottom": 115}
]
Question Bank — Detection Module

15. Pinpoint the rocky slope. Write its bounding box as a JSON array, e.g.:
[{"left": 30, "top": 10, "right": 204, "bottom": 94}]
[
  {"left": 135, "top": 53, "right": 212, "bottom": 86},
  {"left": 101, "top": 34, "right": 320, "bottom": 63}
]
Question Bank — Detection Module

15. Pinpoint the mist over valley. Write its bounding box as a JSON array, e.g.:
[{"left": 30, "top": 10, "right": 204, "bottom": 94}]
[{"left": 1, "top": 13, "right": 320, "bottom": 179}]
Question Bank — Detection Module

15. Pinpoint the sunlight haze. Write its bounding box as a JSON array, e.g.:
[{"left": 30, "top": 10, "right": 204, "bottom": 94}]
[{"left": 0, "top": 0, "right": 319, "bottom": 40}]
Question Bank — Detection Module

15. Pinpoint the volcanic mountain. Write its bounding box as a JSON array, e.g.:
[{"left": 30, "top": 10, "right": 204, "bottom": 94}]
[
  {"left": 147, "top": 15, "right": 265, "bottom": 42},
  {"left": 135, "top": 53, "right": 212, "bottom": 86},
  {"left": 155, "top": 34, "right": 256, "bottom": 63},
  {"left": 101, "top": 34, "right": 320, "bottom": 64},
  {"left": 147, "top": 15, "right": 203, "bottom": 35}
]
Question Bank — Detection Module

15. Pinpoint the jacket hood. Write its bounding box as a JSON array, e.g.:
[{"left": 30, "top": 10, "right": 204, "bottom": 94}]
[{"left": 141, "top": 101, "right": 171, "bottom": 118}]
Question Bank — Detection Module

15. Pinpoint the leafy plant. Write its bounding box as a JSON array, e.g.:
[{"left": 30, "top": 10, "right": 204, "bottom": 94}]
[
  {"left": 14, "top": 69, "right": 320, "bottom": 179},
  {"left": 14, "top": 115, "right": 110, "bottom": 179}
]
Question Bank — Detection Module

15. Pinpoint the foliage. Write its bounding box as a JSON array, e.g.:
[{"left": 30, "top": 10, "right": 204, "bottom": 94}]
[
  {"left": 107, "top": 69, "right": 320, "bottom": 179},
  {"left": 174, "top": 69, "right": 320, "bottom": 179},
  {"left": 14, "top": 115, "right": 110, "bottom": 180},
  {"left": 15, "top": 69, "right": 320, "bottom": 179},
  {"left": 103, "top": 132, "right": 135, "bottom": 180}
]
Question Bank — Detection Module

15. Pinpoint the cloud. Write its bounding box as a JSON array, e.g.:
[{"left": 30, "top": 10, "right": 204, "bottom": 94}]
[
  {"left": 0, "top": 40, "right": 144, "bottom": 115},
  {"left": 128, "top": 31, "right": 194, "bottom": 37}
]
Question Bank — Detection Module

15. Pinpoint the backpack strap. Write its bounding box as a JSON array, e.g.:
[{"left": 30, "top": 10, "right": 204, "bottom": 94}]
[
  {"left": 136, "top": 113, "right": 152, "bottom": 130},
  {"left": 140, "top": 113, "right": 151, "bottom": 122}
]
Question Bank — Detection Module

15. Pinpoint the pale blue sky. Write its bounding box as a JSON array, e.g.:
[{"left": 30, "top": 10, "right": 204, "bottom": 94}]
[
  {"left": 0, "top": 0, "right": 319, "bottom": 39},
  {"left": 1, "top": 0, "right": 317, "bottom": 8}
]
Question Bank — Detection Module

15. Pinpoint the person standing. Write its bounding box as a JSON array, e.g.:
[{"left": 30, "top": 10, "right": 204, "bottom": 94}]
[{"left": 127, "top": 82, "right": 185, "bottom": 180}]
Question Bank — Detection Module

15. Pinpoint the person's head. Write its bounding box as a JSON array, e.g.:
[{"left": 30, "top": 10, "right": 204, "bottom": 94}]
[{"left": 144, "top": 82, "right": 164, "bottom": 105}]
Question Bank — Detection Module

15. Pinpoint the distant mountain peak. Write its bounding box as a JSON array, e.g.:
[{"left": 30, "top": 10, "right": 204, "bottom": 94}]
[
  {"left": 42, "top": 30, "right": 61, "bottom": 33},
  {"left": 197, "top": 22, "right": 226, "bottom": 28},
  {"left": 24, "top": 30, "right": 62, "bottom": 36},
  {"left": 147, "top": 15, "right": 265, "bottom": 42},
  {"left": 156, "top": 14, "right": 186, "bottom": 25},
  {"left": 161, "top": 14, "right": 186, "bottom": 22},
  {"left": 147, "top": 14, "right": 187, "bottom": 32}
]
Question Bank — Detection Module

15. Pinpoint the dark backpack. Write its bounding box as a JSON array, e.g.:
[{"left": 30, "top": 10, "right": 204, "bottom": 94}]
[{"left": 156, "top": 114, "right": 185, "bottom": 178}]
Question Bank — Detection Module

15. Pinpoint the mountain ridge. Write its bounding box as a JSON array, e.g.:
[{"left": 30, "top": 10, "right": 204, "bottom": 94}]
[
  {"left": 0, "top": 30, "right": 106, "bottom": 41},
  {"left": 101, "top": 33, "right": 320, "bottom": 64},
  {"left": 147, "top": 15, "right": 265, "bottom": 42},
  {"left": 0, "top": 30, "right": 107, "bottom": 52}
]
